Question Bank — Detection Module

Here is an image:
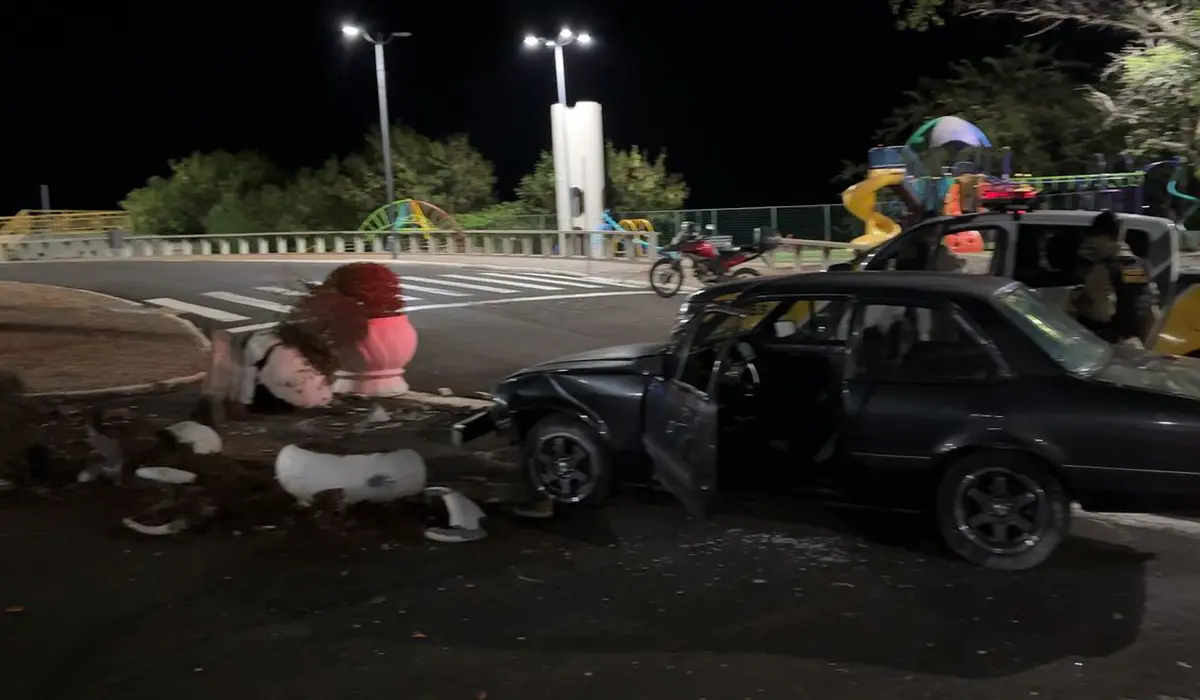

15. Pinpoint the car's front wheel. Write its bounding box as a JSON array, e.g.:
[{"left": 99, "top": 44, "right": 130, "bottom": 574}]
[
  {"left": 935, "top": 451, "right": 1070, "bottom": 571},
  {"left": 522, "top": 414, "right": 613, "bottom": 508}
]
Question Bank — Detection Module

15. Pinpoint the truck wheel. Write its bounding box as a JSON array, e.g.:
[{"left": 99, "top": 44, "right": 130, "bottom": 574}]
[
  {"left": 935, "top": 451, "right": 1070, "bottom": 571},
  {"left": 522, "top": 414, "right": 613, "bottom": 508}
]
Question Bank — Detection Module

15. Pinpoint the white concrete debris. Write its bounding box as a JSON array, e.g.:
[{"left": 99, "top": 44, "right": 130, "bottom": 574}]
[
  {"left": 78, "top": 419, "right": 123, "bottom": 483},
  {"left": 274, "top": 444, "right": 427, "bottom": 505},
  {"left": 135, "top": 467, "right": 198, "bottom": 485},
  {"left": 422, "top": 486, "right": 488, "bottom": 543},
  {"left": 121, "top": 517, "right": 190, "bottom": 536},
  {"left": 163, "top": 421, "right": 223, "bottom": 454},
  {"left": 365, "top": 404, "right": 391, "bottom": 423}
]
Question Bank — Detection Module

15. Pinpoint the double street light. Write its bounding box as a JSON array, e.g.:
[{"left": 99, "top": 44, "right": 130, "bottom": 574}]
[
  {"left": 523, "top": 28, "right": 593, "bottom": 232},
  {"left": 341, "top": 23, "right": 411, "bottom": 211}
]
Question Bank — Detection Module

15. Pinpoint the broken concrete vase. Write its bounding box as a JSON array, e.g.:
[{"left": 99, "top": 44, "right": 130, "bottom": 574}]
[
  {"left": 275, "top": 444, "right": 427, "bottom": 504},
  {"left": 244, "top": 330, "right": 334, "bottom": 409},
  {"left": 332, "top": 314, "right": 418, "bottom": 397}
]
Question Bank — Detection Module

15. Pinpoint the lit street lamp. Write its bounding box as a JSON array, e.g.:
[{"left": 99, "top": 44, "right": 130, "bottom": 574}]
[
  {"left": 341, "top": 23, "right": 412, "bottom": 213},
  {"left": 523, "top": 28, "right": 593, "bottom": 234}
]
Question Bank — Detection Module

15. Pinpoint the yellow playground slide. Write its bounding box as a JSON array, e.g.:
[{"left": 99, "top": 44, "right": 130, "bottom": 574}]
[{"left": 842, "top": 168, "right": 906, "bottom": 248}]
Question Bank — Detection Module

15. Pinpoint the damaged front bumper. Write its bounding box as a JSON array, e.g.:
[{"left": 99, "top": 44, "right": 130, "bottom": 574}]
[{"left": 451, "top": 400, "right": 512, "bottom": 447}]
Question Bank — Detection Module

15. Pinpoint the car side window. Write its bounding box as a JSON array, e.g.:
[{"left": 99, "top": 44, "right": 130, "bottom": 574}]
[
  {"left": 855, "top": 303, "right": 997, "bottom": 382},
  {"left": 1011, "top": 224, "right": 1084, "bottom": 289},
  {"left": 764, "top": 298, "right": 853, "bottom": 345}
]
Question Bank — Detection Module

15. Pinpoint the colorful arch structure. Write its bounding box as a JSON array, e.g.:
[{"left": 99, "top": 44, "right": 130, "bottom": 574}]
[{"left": 358, "top": 199, "right": 462, "bottom": 238}]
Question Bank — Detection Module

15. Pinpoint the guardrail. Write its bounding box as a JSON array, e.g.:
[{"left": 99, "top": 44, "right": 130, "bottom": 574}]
[{"left": 0, "top": 229, "right": 866, "bottom": 267}]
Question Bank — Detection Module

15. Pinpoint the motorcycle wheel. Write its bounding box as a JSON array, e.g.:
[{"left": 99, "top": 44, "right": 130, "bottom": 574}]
[{"left": 649, "top": 258, "right": 685, "bottom": 298}]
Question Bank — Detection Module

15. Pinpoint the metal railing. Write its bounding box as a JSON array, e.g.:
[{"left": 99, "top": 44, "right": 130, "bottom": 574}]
[
  {"left": 464, "top": 204, "right": 866, "bottom": 243},
  {"left": 0, "top": 228, "right": 866, "bottom": 267},
  {"left": 0, "top": 209, "right": 131, "bottom": 236}
]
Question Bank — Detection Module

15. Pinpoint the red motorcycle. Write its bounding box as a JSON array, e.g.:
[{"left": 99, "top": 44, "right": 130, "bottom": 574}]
[{"left": 648, "top": 223, "right": 778, "bottom": 298}]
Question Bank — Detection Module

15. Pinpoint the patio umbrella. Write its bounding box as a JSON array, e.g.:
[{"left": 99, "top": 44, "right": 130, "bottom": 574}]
[{"left": 907, "top": 116, "right": 992, "bottom": 150}]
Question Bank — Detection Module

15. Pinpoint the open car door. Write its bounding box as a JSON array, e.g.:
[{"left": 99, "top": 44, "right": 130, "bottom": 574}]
[{"left": 643, "top": 305, "right": 743, "bottom": 518}]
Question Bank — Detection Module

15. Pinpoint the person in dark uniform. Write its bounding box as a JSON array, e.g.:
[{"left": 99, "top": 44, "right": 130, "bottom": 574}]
[{"left": 1071, "top": 211, "right": 1155, "bottom": 345}]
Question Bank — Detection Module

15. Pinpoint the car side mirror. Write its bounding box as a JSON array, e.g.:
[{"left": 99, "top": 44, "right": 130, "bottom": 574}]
[{"left": 826, "top": 262, "right": 853, "bottom": 272}]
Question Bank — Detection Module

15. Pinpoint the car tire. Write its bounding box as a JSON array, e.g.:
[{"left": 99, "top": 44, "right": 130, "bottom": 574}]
[
  {"left": 522, "top": 414, "right": 613, "bottom": 508},
  {"left": 935, "top": 451, "right": 1070, "bottom": 571},
  {"left": 732, "top": 267, "right": 761, "bottom": 279}
]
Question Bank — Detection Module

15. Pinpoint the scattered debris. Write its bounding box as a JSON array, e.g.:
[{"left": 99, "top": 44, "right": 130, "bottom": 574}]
[
  {"left": 161, "top": 421, "right": 222, "bottom": 454},
  {"left": 122, "top": 517, "right": 190, "bottom": 536},
  {"left": 436, "top": 387, "right": 454, "bottom": 397},
  {"left": 365, "top": 404, "right": 391, "bottom": 423},
  {"left": 134, "top": 467, "right": 198, "bottom": 485},
  {"left": 274, "top": 444, "right": 427, "bottom": 505},
  {"left": 78, "top": 411, "right": 124, "bottom": 483},
  {"left": 422, "top": 486, "right": 488, "bottom": 543}
]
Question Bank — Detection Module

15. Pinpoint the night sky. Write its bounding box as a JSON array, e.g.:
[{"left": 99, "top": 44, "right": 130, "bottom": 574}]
[{"left": 2, "top": 1, "right": 1109, "bottom": 215}]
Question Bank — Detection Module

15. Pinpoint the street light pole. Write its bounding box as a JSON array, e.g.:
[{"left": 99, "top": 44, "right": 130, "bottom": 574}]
[
  {"left": 524, "top": 28, "right": 592, "bottom": 241},
  {"left": 342, "top": 24, "right": 411, "bottom": 256}
]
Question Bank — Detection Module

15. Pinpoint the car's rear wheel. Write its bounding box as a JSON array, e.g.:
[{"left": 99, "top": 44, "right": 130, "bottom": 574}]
[
  {"left": 522, "top": 414, "right": 613, "bottom": 508},
  {"left": 935, "top": 451, "right": 1070, "bottom": 571}
]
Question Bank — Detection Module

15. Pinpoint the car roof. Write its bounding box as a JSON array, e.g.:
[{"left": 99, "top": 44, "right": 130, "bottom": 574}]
[{"left": 723, "top": 271, "right": 1014, "bottom": 299}]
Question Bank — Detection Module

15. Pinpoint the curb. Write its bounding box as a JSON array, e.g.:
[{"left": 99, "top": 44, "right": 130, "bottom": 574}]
[
  {"left": 11, "top": 282, "right": 212, "bottom": 399},
  {"left": 399, "top": 390, "right": 492, "bottom": 410}
]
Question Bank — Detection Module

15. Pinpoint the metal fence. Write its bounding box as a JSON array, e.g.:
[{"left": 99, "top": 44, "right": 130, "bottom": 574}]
[{"left": 468, "top": 204, "right": 865, "bottom": 243}]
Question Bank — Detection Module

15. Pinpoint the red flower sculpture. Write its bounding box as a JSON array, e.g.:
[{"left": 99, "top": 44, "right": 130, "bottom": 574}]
[{"left": 324, "top": 262, "right": 405, "bottom": 318}]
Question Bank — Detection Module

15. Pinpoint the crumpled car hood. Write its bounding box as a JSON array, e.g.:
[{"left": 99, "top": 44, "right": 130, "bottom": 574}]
[{"left": 1093, "top": 346, "right": 1200, "bottom": 401}]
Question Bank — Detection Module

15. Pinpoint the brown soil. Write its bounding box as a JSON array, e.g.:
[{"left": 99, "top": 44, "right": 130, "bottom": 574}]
[{"left": 0, "top": 281, "right": 208, "bottom": 393}]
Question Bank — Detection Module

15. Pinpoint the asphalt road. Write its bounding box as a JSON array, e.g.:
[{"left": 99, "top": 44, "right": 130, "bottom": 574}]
[
  {"left": 3, "top": 490, "right": 1199, "bottom": 700},
  {"left": 0, "top": 259, "right": 682, "bottom": 393}
]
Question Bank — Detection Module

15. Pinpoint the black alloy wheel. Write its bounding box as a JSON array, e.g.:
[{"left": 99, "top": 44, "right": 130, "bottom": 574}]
[
  {"left": 523, "top": 415, "right": 613, "bottom": 507},
  {"left": 936, "top": 451, "right": 1070, "bottom": 571}
]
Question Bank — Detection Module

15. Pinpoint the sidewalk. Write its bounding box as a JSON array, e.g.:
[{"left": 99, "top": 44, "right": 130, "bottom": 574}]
[{"left": 0, "top": 281, "right": 209, "bottom": 395}]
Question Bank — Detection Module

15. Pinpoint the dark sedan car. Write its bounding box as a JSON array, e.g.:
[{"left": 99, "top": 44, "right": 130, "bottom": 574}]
[{"left": 455, "top": 271, "right": 1200, "bottom": 570}]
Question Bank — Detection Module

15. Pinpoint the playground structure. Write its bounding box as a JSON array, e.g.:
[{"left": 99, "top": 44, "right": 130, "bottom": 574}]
[
  {"left": 842, "top": 115, "right": 1200, "bottom": 250},
  {"left": 357, "top": 199, "right": 462, "bottom": 238},
  {"left": 600, "top": 209, "right": 654, "bottom": 255}
]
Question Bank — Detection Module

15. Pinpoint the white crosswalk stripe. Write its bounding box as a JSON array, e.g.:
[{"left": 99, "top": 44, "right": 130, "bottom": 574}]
[
  {"left": 141, "top": 270, "right": 655, "bottom": 325},
  {"left": 254, "top": 286, "right": 307, "bottom": 297},
  {"left": 258, "top": 285, "right": 423, "bottom": 301},
  {"left": 397, "top": 282, "right": 469, "bottom": 297},
  {"left": 143, "top": 298, "right": 250, "bottom": 322},
  {"left": 441, "top": 273, "right": 561, "bottom": 291},
  {"left": 478, "top": 272, "right": 602, "bottom": 289},
  {"left": 204, "top": 291, "right": 292, "bottom": 313},
  {"left": 403, "top": 275, "right": 519, "bottom": 294}
]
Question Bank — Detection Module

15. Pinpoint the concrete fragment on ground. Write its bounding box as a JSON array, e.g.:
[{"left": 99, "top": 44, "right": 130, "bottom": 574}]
[
  {"left": 423, "top": 486, "right": 488, "bottom": 542},
  {"left": 274, "top": 444, "right": 427, "bottom": 505}
]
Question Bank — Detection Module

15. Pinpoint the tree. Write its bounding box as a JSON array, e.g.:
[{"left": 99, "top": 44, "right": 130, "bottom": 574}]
[
  {"left": 346, "top": 126, "right": 497, "bottom": 214},
  {"left": 516, "top": 143, "right": 689, "bottom": 215},
  {"left": 122, "top": 151, "right": 279, "bottom": 234},
  {"left": 872, "top": 44, "right": 1124, "bottom": 177},
  {"left": 892, "top": 0, "right": 1200, "bottom": 175}
]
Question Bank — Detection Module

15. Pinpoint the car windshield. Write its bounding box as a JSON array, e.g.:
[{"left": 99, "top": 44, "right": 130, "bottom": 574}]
[{"left": 995, "top": 284, "right": 1111, "bottom": 376}]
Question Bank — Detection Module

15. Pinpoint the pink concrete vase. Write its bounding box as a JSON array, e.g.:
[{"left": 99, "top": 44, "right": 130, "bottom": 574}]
[{"left": 333, "top": 314, "right": 419, "bottom": 397}]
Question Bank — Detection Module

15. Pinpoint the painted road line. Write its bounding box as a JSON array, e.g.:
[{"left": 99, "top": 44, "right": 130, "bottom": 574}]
[
  {"left": 403, "top": 275, "right": 518, "bottom": 294},
  {"left": 223, "top": 289, "right": 653, "bottom": 334},
  {"left": 442, "top": 273, "right": 560, "bottom": 291},
  {"left": 255, "top": 286, "right": 307, "bottom": 297},
  {"left": 203, "top": 291, "right": 292, "bottom": 313},
  {"left": 144, "top": 298, "right": 251, "bottom": 322},
  {"left": 480, "top": 272, "right": 603, "bottom": 289},
  {"left": 397, "top": 282, "right": 469, "bottom": 297}
]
